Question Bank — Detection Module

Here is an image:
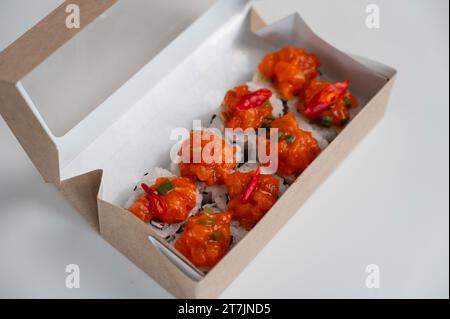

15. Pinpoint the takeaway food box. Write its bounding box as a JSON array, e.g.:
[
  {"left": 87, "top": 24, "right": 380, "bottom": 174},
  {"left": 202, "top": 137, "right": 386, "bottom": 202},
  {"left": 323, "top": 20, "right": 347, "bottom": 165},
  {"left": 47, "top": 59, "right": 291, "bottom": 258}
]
[{"left": 0, "top": 0, "right": 396, "bottom": 298}]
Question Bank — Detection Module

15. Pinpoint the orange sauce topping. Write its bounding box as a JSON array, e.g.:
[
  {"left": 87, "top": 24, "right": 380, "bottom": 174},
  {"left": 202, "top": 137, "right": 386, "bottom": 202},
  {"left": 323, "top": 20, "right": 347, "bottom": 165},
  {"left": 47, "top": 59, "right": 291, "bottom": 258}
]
[
  {"left": 269, "top": 112, "right": 321, "bottom": 177},
  {"left": 225, "top": 169, "right": 279, "bottom": 230},
  {"left": 128, "top": 195, "right": 153, "bottom": 222},
  {"left": 297, "top": 79, "right": 358, "bottom": 127},
  {"left": 222, "top": 84, "right": 273, "bottom": 130},
  {"left": 175, "top": 211, "right": 231, "bottom": 268},
  {"left": 128, "top": 177, "right": 197, "bottom": 224},
  {"left": 179, "top": 131, "right": 237, "bottom": 185},
  {"left": 259, "top": 47, "right": 320, "bottom": 100}
]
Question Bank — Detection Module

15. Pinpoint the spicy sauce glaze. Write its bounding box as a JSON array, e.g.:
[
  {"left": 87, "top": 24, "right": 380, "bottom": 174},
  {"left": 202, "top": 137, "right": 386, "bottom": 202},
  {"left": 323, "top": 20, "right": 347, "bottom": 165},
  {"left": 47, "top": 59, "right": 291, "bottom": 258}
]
[
  {"left": 179, "top": 130, "right": 237, "bottom": 185},
  {"left": 175, "top": 211, "right": 231, "bottom": 268},
  {"left": 268, "top": 112, "right": 321, "bottom": 177},
  {"left": 259, "top": 47, "right": 320, "bottom": 100},
  {"left": 225, "top": 169, "right": 279, "bottom": 230},
  {"left": 222, "top": 84, "right": 273, "bottom": 130},
  {"left": 128, "top": 177, "right": 197, "bottom": 224},
  {"left": 297, "top": 79, "right": 358, "bottom": 127}
]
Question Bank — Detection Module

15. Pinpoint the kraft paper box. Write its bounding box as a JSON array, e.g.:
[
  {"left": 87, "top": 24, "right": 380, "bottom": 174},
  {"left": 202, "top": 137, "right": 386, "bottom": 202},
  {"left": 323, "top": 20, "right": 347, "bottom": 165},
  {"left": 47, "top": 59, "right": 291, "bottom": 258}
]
[{"left": 0, "top": 0, "right": 396, "bottom": 298}]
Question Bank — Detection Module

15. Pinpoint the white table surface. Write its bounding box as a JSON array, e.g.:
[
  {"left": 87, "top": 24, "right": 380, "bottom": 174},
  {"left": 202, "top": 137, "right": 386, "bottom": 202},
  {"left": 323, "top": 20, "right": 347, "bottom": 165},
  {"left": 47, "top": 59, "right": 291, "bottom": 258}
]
[{"left": 0, "top": 0, "right": 448, "bottom": 299}]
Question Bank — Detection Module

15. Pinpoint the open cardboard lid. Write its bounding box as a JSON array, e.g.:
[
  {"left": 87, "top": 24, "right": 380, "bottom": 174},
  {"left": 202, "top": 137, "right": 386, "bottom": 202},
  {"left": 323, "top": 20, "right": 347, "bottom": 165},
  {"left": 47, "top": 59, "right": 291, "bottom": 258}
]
[
  {"left": 0, "top": 0, "right": 114, "bottom": 184},
  {"left": 0, "top": 0, "right": 216, "bottom": 185}
]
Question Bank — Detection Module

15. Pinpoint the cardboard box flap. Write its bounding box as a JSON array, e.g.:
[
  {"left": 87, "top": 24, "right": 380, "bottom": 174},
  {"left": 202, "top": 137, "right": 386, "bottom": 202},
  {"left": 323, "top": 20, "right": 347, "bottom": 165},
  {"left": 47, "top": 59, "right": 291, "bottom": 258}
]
[
  {"left": 0, "top": 0, "right": 217, "bottom": 185},
  {"left": 0, "top": 0, "right": 117, "bottom": 184}
]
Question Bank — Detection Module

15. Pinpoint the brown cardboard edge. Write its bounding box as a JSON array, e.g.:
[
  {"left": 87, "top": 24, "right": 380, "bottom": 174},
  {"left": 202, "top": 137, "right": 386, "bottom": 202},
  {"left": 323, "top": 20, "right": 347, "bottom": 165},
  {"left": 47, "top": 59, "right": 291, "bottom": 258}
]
[
  {"left": 58, "top": 169, "right": 103, "bottom": 231},
  {"left": 250, "top": 6, "right": 268, "bottom": 33},
  {"left": 0, "top": 81, "right": 60, "bottom": 183},
  {"left": 0, "top": 0, "right": 118, "bottom": 84},
  {"left": 98, "top": 199, "right": 199, "bottom": 299}
]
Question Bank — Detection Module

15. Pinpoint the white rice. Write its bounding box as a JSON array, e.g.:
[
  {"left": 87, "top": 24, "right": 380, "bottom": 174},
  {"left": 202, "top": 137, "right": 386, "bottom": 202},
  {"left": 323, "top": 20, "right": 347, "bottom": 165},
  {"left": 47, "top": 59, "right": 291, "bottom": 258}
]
[
  {"left": 252, "top": 69, "right": 274, "bottom": 91},
  {"left": 168, "top": 160, "right": 180, "bottom": 176},
  {"left": 125, "top": 167, "right": 203, "bottom": 240},
  {"left": 124, "top": 167, "right": 175, "bottom": 208},
  {"left": 272, "top": 174, "right": 289, "bottom": 197},
  {"left": 209, "top": 111, "right": 225, "bottom": 133},
  {"left": 198, "top": 183, "right": 229, "bottom": 211},
  {"left": 209, "top": 78, "right": 286, "bottom": 135}
]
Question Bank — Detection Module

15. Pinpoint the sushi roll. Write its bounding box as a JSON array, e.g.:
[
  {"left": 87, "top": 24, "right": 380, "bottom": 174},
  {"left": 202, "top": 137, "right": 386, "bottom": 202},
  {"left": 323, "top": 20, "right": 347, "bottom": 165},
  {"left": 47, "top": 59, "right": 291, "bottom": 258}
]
[
  {"left": 296, "top": 79, "right": 359, "bottom": 129},
  {"left": 262, "top": 112, "right": 322, "bottom": 177},
  {"left": 234, "top": 161, "right": 289, "bottom": 198},
  {"left": 174, "top": 209, "right": 232, "bottom": 269},
  {"left": 246, "top": 81, "right": 286, "bottom": 118},
  {"left": 224, "top": 165, "right": 279, "bottom": 230},
  {"left": 178, "top": 129, "right": 238, "bottom": 186},
  {"left": 209, "top": 83, "right": 285, "bottom": 169},
  {"left": 257, "top": 47, "right": 321, "bottom": 101},
  {"left": 125, "top": 167, "right": 175, "bottom": 208},
  {"left": 126, "top": 168, "right": 202, "bottom": 240},
  {"left": 286, "top": 98, "right": 334, "bottom": 149},
  {"left": 254, "top": 47, "right": 343, "bottom": 149},
  {"left": 227, "top": 162, "right": 285, "bottom": 248},
  {"left": 209, "top": 83, "right": 284, "bottom": 134},
  {"left": 254, "top": 71, "right": 337, "bottom": 149}
]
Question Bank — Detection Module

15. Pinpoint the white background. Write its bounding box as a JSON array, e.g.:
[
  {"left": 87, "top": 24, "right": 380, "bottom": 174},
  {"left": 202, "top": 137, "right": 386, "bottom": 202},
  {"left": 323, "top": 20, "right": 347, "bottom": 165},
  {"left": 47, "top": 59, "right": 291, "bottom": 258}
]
[{"left": 0, "top": 0, "right": 448, "bottom": 298}]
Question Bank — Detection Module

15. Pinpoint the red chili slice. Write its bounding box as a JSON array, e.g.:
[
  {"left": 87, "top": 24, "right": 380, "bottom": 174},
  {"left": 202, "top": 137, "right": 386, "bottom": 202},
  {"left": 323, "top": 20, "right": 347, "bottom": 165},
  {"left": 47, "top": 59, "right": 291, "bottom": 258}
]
[
  {"left": 241, "top": 165, "right": 261, "bottom": 203},
  {"left": 304, "top": 80, "right": 350, "bottom": 118},
  {"left": 235, "top": 89, "right": 272, "bottom": 111},
  {"left": 141, "top": 183, "right": 168, "bottom": 216}
]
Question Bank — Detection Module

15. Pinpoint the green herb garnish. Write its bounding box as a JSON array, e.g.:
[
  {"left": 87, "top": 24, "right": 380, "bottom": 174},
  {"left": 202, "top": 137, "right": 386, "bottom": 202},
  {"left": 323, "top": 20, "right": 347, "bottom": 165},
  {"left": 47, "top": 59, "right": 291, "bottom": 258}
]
[
  {"left": 203, "top": 207, "right": 214, "bottom": 215},
  {"left": 156, "top": 180, "right": 174, "bottom": 195},
  {"left": 319, "top": 116, "right": 333, "bottom": 128},
  {"left": 284, "top": 134, "right": 296, "bottom": 144},
  {"left": 198, "top": 218, "right": 215, "bottom": 226},
  {"left": 263, "top": 100, "right": 271, "bottom": 108},
  {"left": 278, "top": 131, "right": 286, "bottom": 139},
  {"left": 343, "top": 96, "right": 352, "bottom": 109},
  {"left": 210, "top": 231, "right": 223, "bottom": 242}
]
